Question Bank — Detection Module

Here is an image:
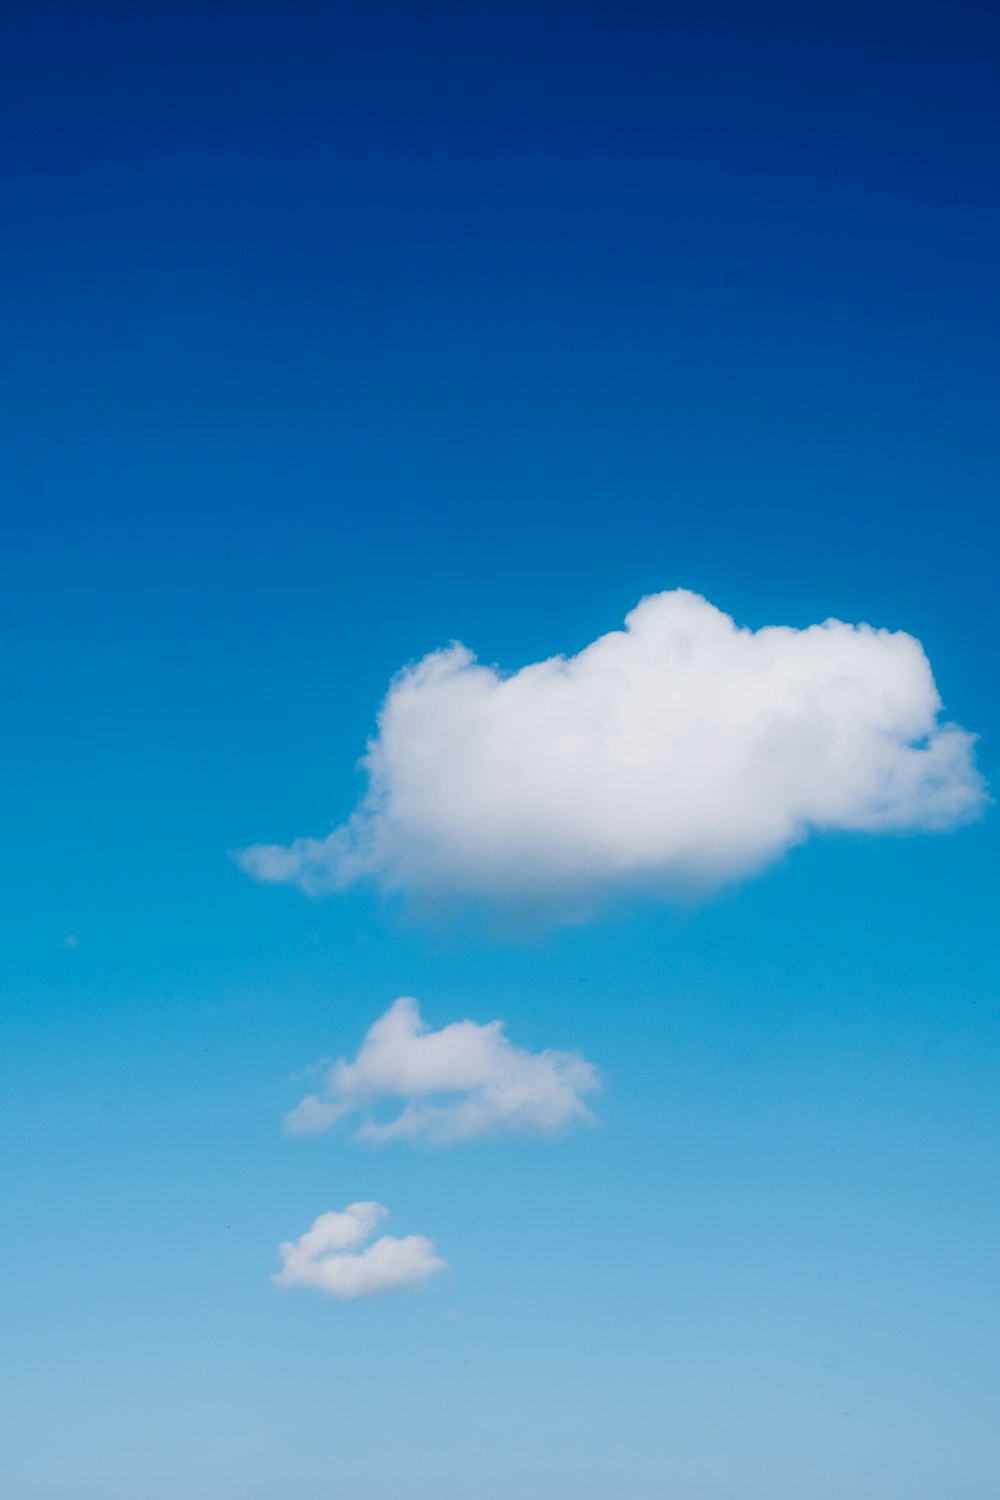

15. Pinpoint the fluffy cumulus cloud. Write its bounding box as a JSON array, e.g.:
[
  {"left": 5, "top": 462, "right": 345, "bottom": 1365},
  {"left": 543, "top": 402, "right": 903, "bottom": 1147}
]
[
  {"left": 273, "top": 1201, "right": 447, "bottom": 1299},
  {"left": 238, "top": 589, "right": 985, "bottom": 907},
  {"left": 286, "top": 995, "right": 600, "bottom": 1144}
]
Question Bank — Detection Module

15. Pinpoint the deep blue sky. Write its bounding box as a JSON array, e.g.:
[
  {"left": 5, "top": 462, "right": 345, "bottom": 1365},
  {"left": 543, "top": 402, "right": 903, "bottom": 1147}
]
[{"left": 2, "top": 4, "right": 999, "bottom": 1497}]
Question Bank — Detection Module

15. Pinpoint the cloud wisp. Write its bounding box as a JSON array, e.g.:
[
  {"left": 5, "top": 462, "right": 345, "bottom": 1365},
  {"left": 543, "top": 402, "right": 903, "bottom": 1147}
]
[
  {"left": 273, "top": 1201, "right": 447, "bottom": 1300},
  {"left": 238, "top": 589, "right": 986, "bottom": 910},
  {"left": 286, "top": 996, "right": 600, "bottom": 1144}
]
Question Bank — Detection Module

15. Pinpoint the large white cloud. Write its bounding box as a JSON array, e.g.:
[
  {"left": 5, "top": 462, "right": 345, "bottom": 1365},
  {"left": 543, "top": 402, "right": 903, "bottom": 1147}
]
[
  {"left": 273, "top": 1201, "right": 447, "bottom": 1299},
  {"left": 238, "top": 589, "right": 985, "bottom": 907},
  {"left": 286, "top": 996, "right": 600, "bottom": 1144}
]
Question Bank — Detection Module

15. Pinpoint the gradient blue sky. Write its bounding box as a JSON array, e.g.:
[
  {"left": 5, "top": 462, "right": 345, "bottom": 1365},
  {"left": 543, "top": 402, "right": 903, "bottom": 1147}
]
[{"left": 2, "top": 3, "right": 999, "bottom": 1496}]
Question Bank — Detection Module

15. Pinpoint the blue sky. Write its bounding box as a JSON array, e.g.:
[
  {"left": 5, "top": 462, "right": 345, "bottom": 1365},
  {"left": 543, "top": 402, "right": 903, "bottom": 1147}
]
[{"left": 2, "top": 3, "right": 999, "bottom": 1496}]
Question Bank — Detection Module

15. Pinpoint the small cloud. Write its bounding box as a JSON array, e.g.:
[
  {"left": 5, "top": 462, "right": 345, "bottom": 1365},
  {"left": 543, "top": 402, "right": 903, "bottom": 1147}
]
[
  {"left": 272, "top": 1202, "right": 447, "bottom": 1300},
  {"left": 285, "top": 996, "right": 600, "bottom": 1145},
  {"left": 64, "top": 935, "right": 78, "bottom": 949},
  {"left": 236, "top": 589, "right": 986, "bottom": 914}
]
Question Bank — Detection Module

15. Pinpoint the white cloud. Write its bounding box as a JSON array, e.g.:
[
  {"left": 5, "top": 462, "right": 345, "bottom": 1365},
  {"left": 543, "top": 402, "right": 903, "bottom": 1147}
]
[
  {"left": 286, "top": 995, "right": 600, "bottom": 1144},
  {"left": 273, "top": 1201, "right": 447, "bottom": 1299},
  {"left": 238, "top": 589, "right": 985, "bottom": 908}
]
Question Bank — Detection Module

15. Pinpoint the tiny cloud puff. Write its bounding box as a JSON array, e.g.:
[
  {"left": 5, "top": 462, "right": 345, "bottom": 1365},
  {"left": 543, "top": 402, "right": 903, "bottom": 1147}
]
[{"left": 273, "top": 1202, "right": 447, "bottom": 1300}]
